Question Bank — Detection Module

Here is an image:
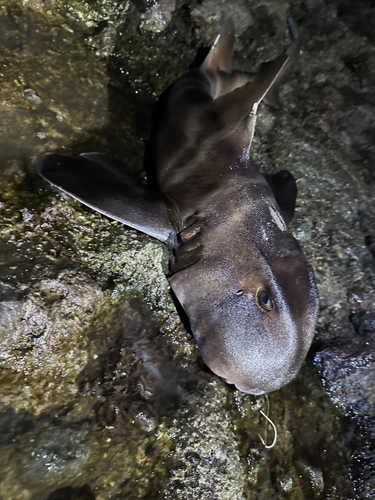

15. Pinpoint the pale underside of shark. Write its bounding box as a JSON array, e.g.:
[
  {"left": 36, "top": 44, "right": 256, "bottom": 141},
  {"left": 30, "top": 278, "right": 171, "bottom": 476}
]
[{"left": 36, "top": 18, "right": 319, "bottom": 395}]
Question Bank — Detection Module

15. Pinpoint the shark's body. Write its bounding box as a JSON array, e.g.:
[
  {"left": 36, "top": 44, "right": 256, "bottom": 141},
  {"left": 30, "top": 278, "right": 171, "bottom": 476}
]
[{"left": 36, "top": 19, "right": 318, "bottom": 395}]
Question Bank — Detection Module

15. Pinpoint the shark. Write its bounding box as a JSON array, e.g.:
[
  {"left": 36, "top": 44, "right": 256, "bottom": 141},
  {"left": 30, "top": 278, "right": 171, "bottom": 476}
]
[{"left": 35, "top": 18, "right": 318, "bottom": 395}]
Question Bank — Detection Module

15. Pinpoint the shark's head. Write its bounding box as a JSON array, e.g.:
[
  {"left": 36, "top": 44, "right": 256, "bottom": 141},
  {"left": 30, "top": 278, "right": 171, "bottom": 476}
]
[{"left": 170, "top": 230, "right": 318, "bottom": 395}]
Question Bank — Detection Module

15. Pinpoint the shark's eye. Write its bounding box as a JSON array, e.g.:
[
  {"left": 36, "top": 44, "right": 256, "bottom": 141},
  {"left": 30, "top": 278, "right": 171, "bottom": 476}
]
[
  {"left": 257, "top": 289, "right": 273, "bottom": 311},
  {"left": 235, "top": 289, "right": 244, "bottom": 296}
]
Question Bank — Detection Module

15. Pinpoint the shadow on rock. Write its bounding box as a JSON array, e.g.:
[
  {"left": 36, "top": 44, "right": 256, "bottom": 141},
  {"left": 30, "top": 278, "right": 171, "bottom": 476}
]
[
  {"left": 45, "top": 484, "right": 95, "bottom": 500},
  {"left": 0, "top": 404, "right": 34, "bottom": 445},
  {"left": 76, "top": 297, "right": 195, "bottom": 442}
]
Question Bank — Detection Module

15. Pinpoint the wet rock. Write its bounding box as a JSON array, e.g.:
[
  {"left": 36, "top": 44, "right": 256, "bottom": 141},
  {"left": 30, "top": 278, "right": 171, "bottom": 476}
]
[
  {"left": 0, "top": 299, "right": 23, "bottom": 343},
  {"left": 345, "top": 53, "right": 375, "bottom": 88},
  {"left": 139, "top": 0, "right": 176, "bottom": 33},
  {"left": 338, "top": 0, "right": 375, "bottom": 42},
  {"left": 1, "top": 0, "right": 375, "bottom": 498},
  {"left": 22, "top": 88, "right": 42, "bottom": 105},
  {"left": 279, "top": 474, "right": 293, "bottom": 492},
  {"left": 314, "top": 341, "right": 375, "bottom": 423},
  {"left": 23, "top": 423, "right": 93, "bottom": 481},
  {"left": 295, "top": 459, "right": 324, "bottom": 497},
  {"left": 0, "top": 404, "right": 33, "bottom": 445},
  {"left": 45, "top": 484, "right": 95, "bottom": 500},
  {"left": 129, "top": 401, "right": 156, "bottom": 432},
  {"left": 191, "top": 0, "right": 253, "bottom": 37},
  {"left": 0, "top": 269, "right": 103, "bottom": 413},
  {"left": 350, "top": 446, "right": 375, "bottom": 500},
  {"left": 163, "top": 379, "right": 244, "bottom": 500},
  {"left": 351, "top": 310, "right": 375, "bottom": 338},
  {"left": 347, "top": 287, "right": 365, "bottom": 307},
  {"left": 76, "top": 300, "right": 193, "bottom": 443},
  {"left": 315, "top": 85, "right": 375, "bottom": 184}
]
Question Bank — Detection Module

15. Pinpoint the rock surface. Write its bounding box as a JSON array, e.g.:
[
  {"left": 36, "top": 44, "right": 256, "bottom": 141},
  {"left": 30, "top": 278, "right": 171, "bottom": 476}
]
[{"left": 1, "top": 0, "right": 375, "bottom": 498}]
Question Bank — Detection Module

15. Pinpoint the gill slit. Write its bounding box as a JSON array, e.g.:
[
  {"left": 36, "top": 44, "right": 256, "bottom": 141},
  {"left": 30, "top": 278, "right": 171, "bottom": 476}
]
[{"left": 164, "top": 192, "right": 183, "bottom": 234}]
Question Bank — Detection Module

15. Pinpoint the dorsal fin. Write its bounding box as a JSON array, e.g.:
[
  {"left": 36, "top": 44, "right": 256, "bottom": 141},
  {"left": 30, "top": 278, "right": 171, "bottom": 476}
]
[{"left": 201, "top": 17, "right": 235, "bottom": 73}]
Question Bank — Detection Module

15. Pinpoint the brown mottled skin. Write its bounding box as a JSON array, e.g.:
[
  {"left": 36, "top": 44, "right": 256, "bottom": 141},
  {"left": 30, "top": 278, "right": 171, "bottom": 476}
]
[{"left": 36, "top": 19, "right": 318, "bottom": 394}]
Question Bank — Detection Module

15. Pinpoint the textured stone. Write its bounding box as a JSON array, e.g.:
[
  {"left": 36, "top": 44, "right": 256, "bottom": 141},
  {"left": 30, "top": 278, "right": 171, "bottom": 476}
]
[{"left": 1, "top": 0, "right": 375, "bottom": 498}]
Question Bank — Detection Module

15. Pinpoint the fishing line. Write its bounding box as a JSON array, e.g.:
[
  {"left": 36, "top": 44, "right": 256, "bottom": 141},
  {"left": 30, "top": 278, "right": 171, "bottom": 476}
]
[{"left": 258, "top": 394, "right": 278, "bottom": 449}]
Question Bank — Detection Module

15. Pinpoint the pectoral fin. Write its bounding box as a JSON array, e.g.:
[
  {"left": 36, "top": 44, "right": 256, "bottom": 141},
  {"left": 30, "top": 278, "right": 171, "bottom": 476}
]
[
  {"left": 266, "top": 170, "right": 297, "bottom": 224},
  {"left": 35, "top": 152, "right": 176, "bottom": 243}
]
